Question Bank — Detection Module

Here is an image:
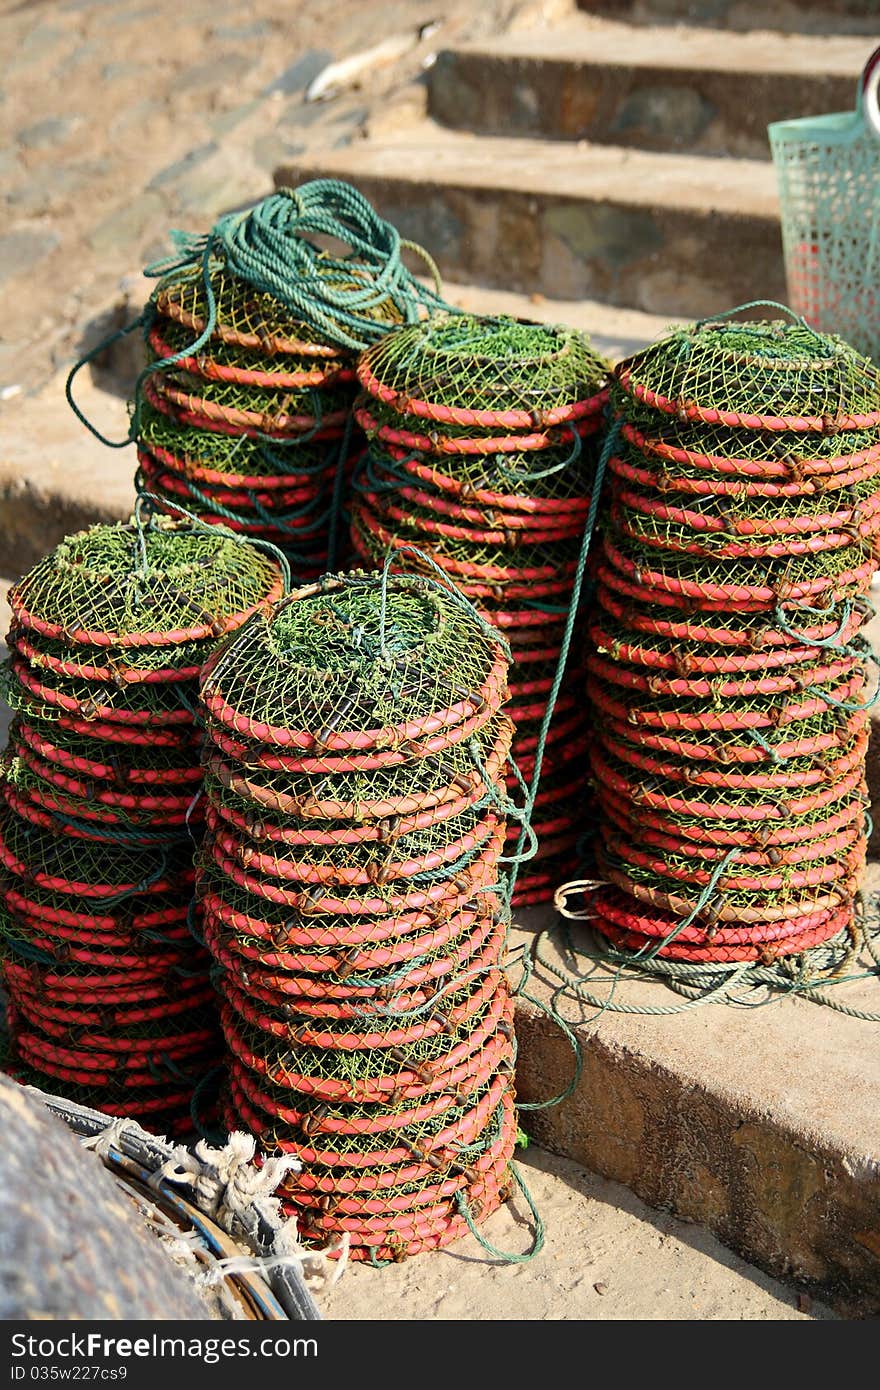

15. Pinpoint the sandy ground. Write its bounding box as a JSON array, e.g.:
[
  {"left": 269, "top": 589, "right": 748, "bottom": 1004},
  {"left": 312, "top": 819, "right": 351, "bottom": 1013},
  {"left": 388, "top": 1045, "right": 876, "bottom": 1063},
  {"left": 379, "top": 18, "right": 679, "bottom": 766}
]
[{"left": 316, "top": 1143, "right": 832, "bottom": 1320}]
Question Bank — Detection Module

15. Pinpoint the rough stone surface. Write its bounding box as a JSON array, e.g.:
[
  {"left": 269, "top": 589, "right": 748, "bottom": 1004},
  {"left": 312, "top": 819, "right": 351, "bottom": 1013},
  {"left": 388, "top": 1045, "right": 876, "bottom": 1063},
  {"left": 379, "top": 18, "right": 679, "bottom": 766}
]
[
  {"left": 0, "top": 1075, "right": 213, "bottom": 1319},
  {"left": 18, "top": 116, "right": 79, "bottom": 150},
  {"left": 278, "top": 131, "right": 784, "bottom": 315},
  {"left": 428, "top": 19, "right": 865, "bottom": 157},
  {"left": 511, "top": 865, "right": 880, "bottom": 1318},
  {"left": 0, "top": 230, "right": 60, "bottom": 282},
  {"left": 0, "top": 0, "right": 518, "bottom": 393},
  {"left": 577, "top": 0, "right": 880, "bottom": 34},
  {"left": 0, "top": 376, "right": 132, "bottom": 576}
]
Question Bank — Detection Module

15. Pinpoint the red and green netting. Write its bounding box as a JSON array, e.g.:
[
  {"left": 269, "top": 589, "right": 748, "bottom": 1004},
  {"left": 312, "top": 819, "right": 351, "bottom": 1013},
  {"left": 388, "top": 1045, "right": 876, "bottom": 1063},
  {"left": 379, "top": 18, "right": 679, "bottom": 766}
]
[
  {"left": 594, "top": 579, "right": 872, "bottom": 650},
  {"left": 193, "top": 560, "right": 543, "bottom": 1263},
  {"left": 199, "top": 571, "right": 511, "bottom": 757},
  {"left": 8, "top": 518, "right": 282, "bottom": 651},
  {"left": 595, "top": 834, "right": 864, "bottom": 915},
  {"left": 592, "top": 716, "right": 867, "bottom": 789},
  {"left": 204, "top": 801, "right": 504, "bottom": 889},
  {"left": 360, "top": 436, "right": 596, "bottom": 516},
  {"left": 146, "top": 315, "right": 356, "bottom": 391},
  {"left": 551, "top": 306, "right": 880, "bottom": 1007},
  {"left": 201, "top": 706, "right": 511, "bottom": 822},
  {"left": 612, "top": 313, "right": 880, "bottom": 431},
  {"left": 202, "top": 710, "right": 513, "bottom": 827},
  {"left": 357, "top": 314, "right": 609, "bottom": 430},
  {"left": 0, "top": 1051, "right": 204, "bottom": 1137},
  {"left": 231, "top": 1081, "right": 518, "bottom": 1261},
  {"left": 591, "top": 705, "right": 866, "bottom": 769},
  {"left": 539, "top": 881, "right": 880, "bottom": 1011},
  {"left": 202, "top": 907, "right": 504, "bottom": 1010},
  {"left": 229, "top": 1079, "right": 519, "bottom": 1262},
  {"left": 586, "top": 662, "right": 868, "bottom": 731},
  {"left": 585, "top": 639, "right": 871, "bottom": 702},
  {"left": 613, "top": 420, "right": 880, "bottom": 492},
  {"left": 354, "top": 398, "right": 600, "bottom": 456},
  {"left": 0, "top": 516, "right": 285, "bottom": 1134},
  {"left": 608, "top": 470, "right": 880, "bottom": 548},
  {"left": 143, "top": 370, "right": 352, "bottom": 440},
  {"left": 588, "top": 608, "right": 867, "bottom": 675},
  {"left": 196, "top": 882, "right": 502, "bottom": 986},
  {"left": 356, "top": 456, "right": 589, "bottom": 546},
  {"left": 212, "top": 915, "right": 505, "bottom": 1031},
  {"left": 9, "top": 718, "right": 202, "bottom": 786},
  {"left": 600, "top": 530, "right": 878, "bottom": 609},
  {"left": 136, "top": 399, "right": 341, "bottom": 487}
]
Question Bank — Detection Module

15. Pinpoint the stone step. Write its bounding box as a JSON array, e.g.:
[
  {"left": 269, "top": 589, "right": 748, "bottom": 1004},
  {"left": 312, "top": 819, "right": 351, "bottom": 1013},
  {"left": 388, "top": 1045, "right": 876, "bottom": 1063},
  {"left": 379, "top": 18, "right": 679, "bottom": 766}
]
[
  {"left": 510, "top": 877, "right": 880, "bottom": 1318},
  {"left": 275, "top": 127, "right": 784, "bottom": 318},
  {"left": 442, "top": 279, "right": 686, "bottom": 360},
  {"left": 576, "top": 0, "right": 880, "bottom": 37},
  {"left": 0, "top": 377, "right": 133, "bottom": 580},
  {"left": 429, "top": 18, "right": 865, "bottom": 158}
]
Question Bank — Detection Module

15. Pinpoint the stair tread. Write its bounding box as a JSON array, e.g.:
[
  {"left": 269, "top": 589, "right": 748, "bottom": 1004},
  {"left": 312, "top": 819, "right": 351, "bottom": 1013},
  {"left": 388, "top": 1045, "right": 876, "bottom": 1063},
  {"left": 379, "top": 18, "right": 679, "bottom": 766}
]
[
  {"left": 281, "top": 125, "right": 781, "bottom": 219},
  {"left": 452, "top": 14, "right": 869, "bottom": 76}
]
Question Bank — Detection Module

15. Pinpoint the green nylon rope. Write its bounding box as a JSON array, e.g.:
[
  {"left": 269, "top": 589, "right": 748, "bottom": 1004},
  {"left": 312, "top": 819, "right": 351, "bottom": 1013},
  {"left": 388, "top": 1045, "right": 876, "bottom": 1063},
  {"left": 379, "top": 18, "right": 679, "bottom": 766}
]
[
  {"left": 66, "top": 180, "right": 456, "bottom": 448},
  {"left": 453, "top": 1161, "right": 545, "bottom": 1264},
  {"left": 503, "top": 418, "right": 616, "bottom": 907}
]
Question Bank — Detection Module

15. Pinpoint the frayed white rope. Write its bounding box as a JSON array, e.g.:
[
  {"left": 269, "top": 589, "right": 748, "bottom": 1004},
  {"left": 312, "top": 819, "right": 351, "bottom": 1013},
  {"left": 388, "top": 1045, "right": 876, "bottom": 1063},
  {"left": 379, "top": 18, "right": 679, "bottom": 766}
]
[
  {"left": 153, "top": 1131, "right": 301, "bottom": 1225},
  {"left": 77, "top": 1120, "right": 347, "bottom": 1295},
  {"left": 81, "top": 1115, "right": 144, "bottom": 1158},
  {"left": 154, "top": 1130, "right": 348, "bottom": 1292}
]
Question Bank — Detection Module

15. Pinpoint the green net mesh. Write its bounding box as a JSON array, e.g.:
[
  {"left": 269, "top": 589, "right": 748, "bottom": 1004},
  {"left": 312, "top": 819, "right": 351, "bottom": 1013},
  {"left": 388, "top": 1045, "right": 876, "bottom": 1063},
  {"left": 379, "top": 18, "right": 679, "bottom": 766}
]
[
  {"left": 204, "top": 711, "right": 513, "bottom": 822},
  {"left": 555, "top": 308, "right": 880, "bottom": 997},
  {"left": 147, "top": 314, "right": 353, "bottom": 385},
  {"left": 147, "top": 369, "right": 352, "bottom": 430},
  {"left": 196, "top": 563, "right": 519, "bottom": 1257},
  {"left": 616, "top": 419, "right": 880, "bottom": 487},
  {"left": 359, "top": 314, "right": 609, "bottom": 418},
  {"left": 154, "top": 260, "right": 402, "bottom": 360},
  {"left": 201, "top": 572, "right": 509, "bottom": 749},
  {"left": 614, "top": 317, "right": 880, "bottom": 426},
  {"left": 137, "top": 401, "right": 337, "bottom": 482},
  {"left": 9, "top": 520, "right": 280, "bottom": 647}
]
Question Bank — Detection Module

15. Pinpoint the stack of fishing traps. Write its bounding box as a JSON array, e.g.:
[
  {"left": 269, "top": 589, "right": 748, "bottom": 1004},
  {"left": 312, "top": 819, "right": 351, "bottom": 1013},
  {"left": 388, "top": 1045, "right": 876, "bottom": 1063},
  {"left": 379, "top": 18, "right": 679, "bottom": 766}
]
[
  {"left": 136, "top": 269, "right": 363, "bottom": 577},
  {"left": 585, "top": 316, "right": 880, "bottom": 963},
  {"left": 196, "top": 570, "right": 519, "bottom": 1261},
  {"left": 0, "top": 520, "right": 281, "bottom": 1132},
  {"left": 350, "top": 315, "right": 610, "bottom": 905}
]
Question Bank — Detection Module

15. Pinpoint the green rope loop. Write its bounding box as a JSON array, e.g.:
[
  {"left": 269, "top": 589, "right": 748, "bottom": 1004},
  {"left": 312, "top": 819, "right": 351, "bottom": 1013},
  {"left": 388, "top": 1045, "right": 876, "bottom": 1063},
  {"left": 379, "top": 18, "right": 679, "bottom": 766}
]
[
  {"left": 504, "top": 418, "right": 617, "bottom": 905},
  {"left": 453, "top": 1161, "right": 545, "bottom": 1264}
]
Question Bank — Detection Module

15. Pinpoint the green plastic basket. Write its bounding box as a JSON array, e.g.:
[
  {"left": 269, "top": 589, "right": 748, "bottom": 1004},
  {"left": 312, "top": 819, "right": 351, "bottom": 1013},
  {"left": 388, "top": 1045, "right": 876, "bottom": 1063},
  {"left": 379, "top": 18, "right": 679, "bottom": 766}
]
[{"left": 769, "top": 46, "right": 880, "bottom": 361}]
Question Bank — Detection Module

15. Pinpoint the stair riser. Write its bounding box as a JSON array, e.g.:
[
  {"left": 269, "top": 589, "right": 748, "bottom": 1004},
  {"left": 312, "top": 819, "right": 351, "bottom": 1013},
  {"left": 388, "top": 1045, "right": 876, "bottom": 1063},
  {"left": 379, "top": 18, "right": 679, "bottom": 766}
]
[
  {"left": 576, "top": 0, "right": 880, "bottom": 34},
  {"left": 516, "top": 1003, "right": 880, "bottom": 1317},
  {"left": 429, "top": 50, "right": 857, "bottom": 159},
  {"left": 275, "top": 164, "right": 785, "bottom": 318}
]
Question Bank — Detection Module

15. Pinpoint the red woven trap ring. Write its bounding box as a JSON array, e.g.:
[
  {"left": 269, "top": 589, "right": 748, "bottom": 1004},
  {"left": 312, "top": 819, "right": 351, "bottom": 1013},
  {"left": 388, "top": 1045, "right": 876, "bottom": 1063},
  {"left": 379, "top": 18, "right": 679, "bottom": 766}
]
[{"left": 148, "top": 320, "right": 354, "bottom": 391}]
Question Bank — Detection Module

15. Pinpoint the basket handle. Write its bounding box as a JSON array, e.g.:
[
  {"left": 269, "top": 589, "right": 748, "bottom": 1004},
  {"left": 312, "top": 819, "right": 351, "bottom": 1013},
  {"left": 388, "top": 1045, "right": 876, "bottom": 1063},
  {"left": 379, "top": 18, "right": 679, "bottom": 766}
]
[{"left": 859, "top": 44, "right": 880, "bottom": 138}]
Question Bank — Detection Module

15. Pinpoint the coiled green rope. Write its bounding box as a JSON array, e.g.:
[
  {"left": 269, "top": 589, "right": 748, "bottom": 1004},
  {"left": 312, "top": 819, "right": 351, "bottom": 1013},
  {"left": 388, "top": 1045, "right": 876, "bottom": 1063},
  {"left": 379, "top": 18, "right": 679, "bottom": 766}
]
[
  {"left": 147, "top": 181, "right": 450, "bottom": 351},
  {"left": 67, "top": 180, "right": 455, "bottom": 447}
]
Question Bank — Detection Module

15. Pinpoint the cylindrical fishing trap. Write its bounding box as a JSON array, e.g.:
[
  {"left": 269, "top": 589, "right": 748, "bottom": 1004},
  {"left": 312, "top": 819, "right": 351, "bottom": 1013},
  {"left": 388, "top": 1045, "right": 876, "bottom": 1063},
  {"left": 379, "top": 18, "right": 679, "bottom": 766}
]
[
  {"left": 195, "top": 564, "right": 531, "bottom": 1262},
  {"left": 350, "top": 313, "right": 611, "bottom": 906},
  {"left": 0, "top": 515, "right": 282, "bottom": 1132},
  {"left": 554, "top": 307, "right": 880, "bottom": 1000},
  {"left": 66, "top": 181, "right": 452, "bottom": 581}
]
